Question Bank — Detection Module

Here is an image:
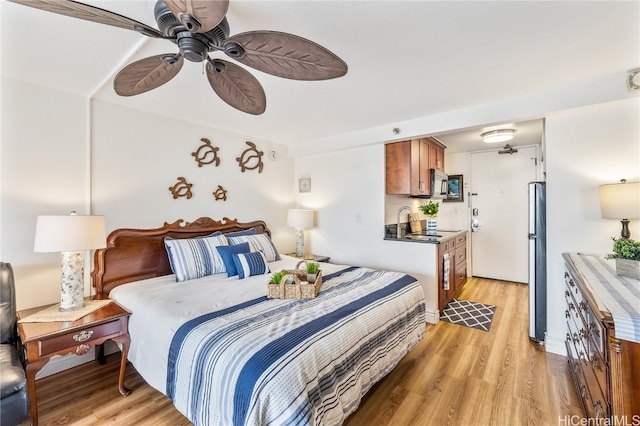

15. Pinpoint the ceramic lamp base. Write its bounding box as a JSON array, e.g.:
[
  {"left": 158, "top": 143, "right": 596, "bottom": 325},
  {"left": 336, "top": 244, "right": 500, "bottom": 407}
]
[
  {"left": 59, "top": 251, "right": 85, "bottom": 311},
  {"left": 295, "top": 228, "right": 305, "bottom": 257}
]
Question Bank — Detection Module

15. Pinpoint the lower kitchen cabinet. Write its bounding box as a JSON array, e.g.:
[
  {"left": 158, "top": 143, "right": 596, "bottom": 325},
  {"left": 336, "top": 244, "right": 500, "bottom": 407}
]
[
  {"left": 563, "top": 253, "right": 640, "bottom": 419},
  {"left": 438, "top": 232, "right": 467, "bottom": 311}
]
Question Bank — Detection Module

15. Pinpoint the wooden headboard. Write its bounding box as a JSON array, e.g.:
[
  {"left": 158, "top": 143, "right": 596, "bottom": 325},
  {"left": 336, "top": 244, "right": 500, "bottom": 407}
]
[{"left": 91, "top": 217, "right": 270, "bottom": 296}]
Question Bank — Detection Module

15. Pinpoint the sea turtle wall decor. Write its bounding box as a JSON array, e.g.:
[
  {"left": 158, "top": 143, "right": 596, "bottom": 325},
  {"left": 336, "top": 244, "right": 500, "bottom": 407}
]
[
  {"left": 236, "top": 141, "right": 264, "bottom": 173},
  {"left": 169, "top": 177, "right": 193, "bottom": 199},
  {"left": 213, "top": 185, "right": 228, "bottom": 201},
  {"left": 192, "top": 137, "right": 221, "bottom": 167}
]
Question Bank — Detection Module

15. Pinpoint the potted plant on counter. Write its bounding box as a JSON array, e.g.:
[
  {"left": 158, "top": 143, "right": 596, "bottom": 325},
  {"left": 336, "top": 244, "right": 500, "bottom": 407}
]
[
  {"left": 419, "top": 201, "right": 439, "bottom": 233},
  {"left": 605, "top": 237, "right": 640, "bottom": 280}
]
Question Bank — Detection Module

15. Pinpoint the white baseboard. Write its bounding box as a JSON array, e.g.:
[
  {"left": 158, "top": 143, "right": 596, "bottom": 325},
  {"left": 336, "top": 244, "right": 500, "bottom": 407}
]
[
  {"left": 36, "top": 341, "right": 120, "bottom": 379},
  {"left": 424, "top": 308, "right": 440, "bottom": 324},
  {"left": 544, "top": 334, "right": 567, "bottom": 356}
]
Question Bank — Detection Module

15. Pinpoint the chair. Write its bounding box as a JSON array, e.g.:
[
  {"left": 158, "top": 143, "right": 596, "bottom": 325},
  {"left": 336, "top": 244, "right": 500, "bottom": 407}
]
[{"left": 0, "top": 262, "right": 29, "bottom": 426}]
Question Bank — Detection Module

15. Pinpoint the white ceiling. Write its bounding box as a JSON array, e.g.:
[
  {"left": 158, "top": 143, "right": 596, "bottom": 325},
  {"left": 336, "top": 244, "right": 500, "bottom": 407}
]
[{"left": 2, "top": 1, "right": 638, "bottom": 151}]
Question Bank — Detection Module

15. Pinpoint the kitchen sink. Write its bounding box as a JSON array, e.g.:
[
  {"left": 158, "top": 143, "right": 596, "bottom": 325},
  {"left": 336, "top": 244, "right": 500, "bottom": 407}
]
[{"left": 403, "top": 234, "right": 441, "bottom": 240}]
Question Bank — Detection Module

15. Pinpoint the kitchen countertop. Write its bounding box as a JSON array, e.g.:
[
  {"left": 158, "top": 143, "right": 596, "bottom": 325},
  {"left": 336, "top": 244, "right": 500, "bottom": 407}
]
[{"left": 384, "top": 229, "right": 466, "bottom": 244}]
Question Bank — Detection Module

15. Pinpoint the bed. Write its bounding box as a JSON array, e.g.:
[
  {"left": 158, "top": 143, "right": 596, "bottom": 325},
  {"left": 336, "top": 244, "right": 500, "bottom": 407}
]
[{"left": 91, "top": 217, "right": 426, "bottom": 426}]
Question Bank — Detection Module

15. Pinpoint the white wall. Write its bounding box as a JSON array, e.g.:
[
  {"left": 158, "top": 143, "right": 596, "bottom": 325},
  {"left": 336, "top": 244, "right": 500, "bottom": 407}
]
[
  {"left": 1, "top": 78, "right": 296, "bottom": 311},
  {"left": 91, "top": 100, "right": 294, "bottom": 250},
  {"left": 1, "top": 78, "right": 89, "bottom": 309},
  {"left": 544, "top": 97, "right": 640, "bottom": 354}
]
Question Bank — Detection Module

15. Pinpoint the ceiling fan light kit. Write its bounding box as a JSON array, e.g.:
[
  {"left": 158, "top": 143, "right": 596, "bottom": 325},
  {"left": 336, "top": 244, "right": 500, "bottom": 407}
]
[
  {"left": 10, "top": 0, "right": 348, "bottom": 115},
  {"left": 481, "top": 129, "right": 515, "bottom": 143}
]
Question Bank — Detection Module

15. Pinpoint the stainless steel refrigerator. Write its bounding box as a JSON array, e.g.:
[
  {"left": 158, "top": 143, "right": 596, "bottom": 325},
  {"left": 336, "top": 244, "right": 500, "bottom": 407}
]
[{"left": 528, "top": 182, "right": 547, "bottom": 343}]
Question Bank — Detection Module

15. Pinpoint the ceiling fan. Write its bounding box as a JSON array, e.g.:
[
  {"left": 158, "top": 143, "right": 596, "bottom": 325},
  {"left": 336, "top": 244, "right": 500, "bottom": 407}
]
[{"left": 8, "top": 0, "right": 348, "bottom": 115}]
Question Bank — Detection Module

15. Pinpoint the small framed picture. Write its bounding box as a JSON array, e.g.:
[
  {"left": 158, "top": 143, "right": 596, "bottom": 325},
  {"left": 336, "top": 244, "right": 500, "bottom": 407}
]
[{"left": 299, "top": 178, "right": 311, "bottom": 193}]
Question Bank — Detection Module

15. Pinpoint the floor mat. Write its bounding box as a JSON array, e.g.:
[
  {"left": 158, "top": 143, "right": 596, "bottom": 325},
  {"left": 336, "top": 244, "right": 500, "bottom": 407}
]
[{"left": 440, "top": 298, "right": 496, "bottom": 332}]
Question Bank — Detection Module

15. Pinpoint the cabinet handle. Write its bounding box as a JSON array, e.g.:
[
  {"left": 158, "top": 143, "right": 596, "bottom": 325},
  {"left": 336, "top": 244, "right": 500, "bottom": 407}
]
[{"left": 73, "top": 330, "right": 94, "bottom": 342}]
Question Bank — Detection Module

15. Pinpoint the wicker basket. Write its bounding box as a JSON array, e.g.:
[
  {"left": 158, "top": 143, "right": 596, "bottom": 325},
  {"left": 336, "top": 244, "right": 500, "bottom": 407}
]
[{"left": 267, "top": 261, "right": 323, "bottom": 299}]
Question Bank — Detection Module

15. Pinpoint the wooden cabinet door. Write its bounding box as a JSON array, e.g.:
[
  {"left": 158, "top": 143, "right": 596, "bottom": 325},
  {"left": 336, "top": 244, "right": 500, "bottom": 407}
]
[
  {"left": 385, "top": 141, "right": 411, "bottom": 194},
  {"left": 415, "top": 139, "right": 430, "bottom": 195},
  {"left": 385, "top": 139, "right": 430, "bottom": 196}
]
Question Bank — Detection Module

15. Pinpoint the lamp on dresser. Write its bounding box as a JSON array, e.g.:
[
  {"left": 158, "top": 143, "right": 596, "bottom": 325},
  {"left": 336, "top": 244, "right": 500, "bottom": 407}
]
[
  {"left": 34, "top": 212, "right": 106, "bottom": 311},
  {"left": 287, "top": 209, "right": 314, "bottom": 257},
  {"left": 599, "top": 179, "right": 640, "bottom": 239}
]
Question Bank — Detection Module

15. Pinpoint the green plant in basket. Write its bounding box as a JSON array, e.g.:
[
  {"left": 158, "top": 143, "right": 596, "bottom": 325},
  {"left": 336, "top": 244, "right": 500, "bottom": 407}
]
[
  {"left": 270, "top": 270, "right": 288, "bottom": 284},
  {"left": 605, "top": 237, "right": 640, "bottom": 261},
  {"left": 419, "top": 201, "right": 439, "bottom": 218},
  {"left": 306, "top": 261, "right": 320, "bottom": 275}
]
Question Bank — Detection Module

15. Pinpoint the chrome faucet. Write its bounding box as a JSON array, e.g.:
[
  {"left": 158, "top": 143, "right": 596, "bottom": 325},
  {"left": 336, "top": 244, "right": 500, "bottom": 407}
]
[{"left": 397, "top": 205, "right": 413, "bottom": 238}]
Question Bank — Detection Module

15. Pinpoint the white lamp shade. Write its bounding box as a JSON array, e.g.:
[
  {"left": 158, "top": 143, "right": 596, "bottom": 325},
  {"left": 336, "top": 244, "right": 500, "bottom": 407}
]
[
  {"left": 599, "top": 182, "right": 640, "bottom": 219},
  {"left": 34, "top": 215, "right": 106, "bottom": 252},
  {"left": 287, "top": 209, "right": 314, "bottom": 229}
]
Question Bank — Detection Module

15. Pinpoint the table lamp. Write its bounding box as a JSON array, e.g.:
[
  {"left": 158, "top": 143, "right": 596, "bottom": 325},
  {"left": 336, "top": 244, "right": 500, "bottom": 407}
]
[
  {"left": 287, "top": 209, "right": 314, "bottom": 257},
  {"left": 34, "top": 212, "right": 106, "bottom": 311},
  {"left": 599, "top": 179, "right": 640, "bottom": 239}
]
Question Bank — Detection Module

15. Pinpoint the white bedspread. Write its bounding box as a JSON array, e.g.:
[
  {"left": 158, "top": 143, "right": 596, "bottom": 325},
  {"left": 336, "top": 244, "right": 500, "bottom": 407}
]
[{"left": 110, "top": 256, "right": 425, "bottom": 425}]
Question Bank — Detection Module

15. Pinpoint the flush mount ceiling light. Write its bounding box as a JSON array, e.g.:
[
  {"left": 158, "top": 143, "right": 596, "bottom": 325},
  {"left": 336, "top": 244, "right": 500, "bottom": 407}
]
[
  {"left": 627, "top": 67, "right": 640, "bottom": 92},
  {"left": 481, "top": 129, "right": 515, "bottom": 143}
]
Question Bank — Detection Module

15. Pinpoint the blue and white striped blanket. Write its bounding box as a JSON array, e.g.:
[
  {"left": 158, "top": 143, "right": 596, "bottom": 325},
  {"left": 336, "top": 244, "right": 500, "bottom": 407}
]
[{"left": 165, "top": 266, "right": 425, "bottom": 426}]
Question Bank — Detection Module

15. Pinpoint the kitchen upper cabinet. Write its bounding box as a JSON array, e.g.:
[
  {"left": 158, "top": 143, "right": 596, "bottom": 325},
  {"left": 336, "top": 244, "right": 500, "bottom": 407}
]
[
  {"left": 386, "top": 138, "right": 444, "bottom": 196},
  {"left": 429, "top": 138, "right": 446, "bottom": 171}
]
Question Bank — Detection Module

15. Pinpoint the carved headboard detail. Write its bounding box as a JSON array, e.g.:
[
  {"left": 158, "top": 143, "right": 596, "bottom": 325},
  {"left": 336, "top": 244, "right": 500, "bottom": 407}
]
[{"left": 91, "top": 217, "right": 270, "bottom": 296}]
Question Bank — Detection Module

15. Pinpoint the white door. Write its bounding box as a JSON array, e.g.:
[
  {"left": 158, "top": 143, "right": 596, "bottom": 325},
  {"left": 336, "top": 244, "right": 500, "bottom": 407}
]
[{"left": 470, "top": 146, "right": 538, "bottom": 283}]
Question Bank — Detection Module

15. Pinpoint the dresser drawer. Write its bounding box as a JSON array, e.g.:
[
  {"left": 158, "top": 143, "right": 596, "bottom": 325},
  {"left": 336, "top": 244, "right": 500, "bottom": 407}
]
[
  {"left": 454, "top": 246, "right": 466, "bottom": 266},
  {"left": 38, "top": 319, "right": 123, "bottom": 357}
]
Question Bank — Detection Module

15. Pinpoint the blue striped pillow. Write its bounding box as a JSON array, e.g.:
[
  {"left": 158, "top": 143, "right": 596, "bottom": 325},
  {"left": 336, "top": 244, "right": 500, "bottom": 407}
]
[
  {"left": 232, "top": 251, "right": 270, "bottom": 279},
  {"left": 164, "top": 234, "right": 228, "bottom": 282},
  {"left": 227, "top": 233, "right": 281, "bottom": 262}
]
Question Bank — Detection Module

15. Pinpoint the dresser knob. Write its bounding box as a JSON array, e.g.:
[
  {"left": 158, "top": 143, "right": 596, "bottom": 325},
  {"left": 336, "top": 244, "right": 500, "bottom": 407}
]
[
  {"left": 75, "top": 343, "right": 90, "bottom": 355},
  {"left": 73, "top": 330, "right": 93, "bottom": 342}
]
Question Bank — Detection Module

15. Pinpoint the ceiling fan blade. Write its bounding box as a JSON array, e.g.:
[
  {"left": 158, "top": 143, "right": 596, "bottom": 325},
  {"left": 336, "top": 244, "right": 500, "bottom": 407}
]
[
  {"left": 164, "top": 0, "right": 228, "bottom": 33},
  {"left": 7, "top": 0, "right": 165, "bottom": 38},
  {"left": 114, "top": 54, "right": 184, "bottom": 96},
  {"left": 206, "top": 60, "right": 266, "bottom": 115},
  {"left": 223, "top": 31, "right": 348, "bottom": 81}
]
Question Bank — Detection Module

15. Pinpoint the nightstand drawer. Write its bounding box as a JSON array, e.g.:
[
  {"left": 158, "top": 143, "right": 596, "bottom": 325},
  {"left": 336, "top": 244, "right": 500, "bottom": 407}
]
[{"left": 38, "top": 319, "right": 122, "bottom": 357}]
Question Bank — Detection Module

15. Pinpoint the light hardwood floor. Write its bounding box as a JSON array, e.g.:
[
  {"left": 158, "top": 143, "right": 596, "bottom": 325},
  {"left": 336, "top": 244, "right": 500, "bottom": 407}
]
[{"left": 22, "top": 277, "right": 582, "bottom": 425}]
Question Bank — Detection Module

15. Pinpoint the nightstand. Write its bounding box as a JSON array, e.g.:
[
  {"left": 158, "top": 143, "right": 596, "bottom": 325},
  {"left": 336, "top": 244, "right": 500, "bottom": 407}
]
[
  {"left": 17, "top": 301, "right": 131, "bottom": 426},
  {"left": 286, "top": 254, "right": 330, "bottom": 263}
]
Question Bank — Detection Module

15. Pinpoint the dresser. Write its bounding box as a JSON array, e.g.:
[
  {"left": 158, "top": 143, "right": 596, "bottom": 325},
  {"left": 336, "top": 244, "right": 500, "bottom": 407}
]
[{"left": 563, "top": 253, "right": 640, "bottom": 420}]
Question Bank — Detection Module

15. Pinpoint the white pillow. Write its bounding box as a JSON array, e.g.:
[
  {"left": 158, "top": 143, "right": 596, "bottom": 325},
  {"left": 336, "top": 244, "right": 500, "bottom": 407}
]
[
  {"left": 164, "top": 234, "right": 229, "bottom": 282},
  {"left": 227, "top": 233, "right": 280, "bottom": 262}
]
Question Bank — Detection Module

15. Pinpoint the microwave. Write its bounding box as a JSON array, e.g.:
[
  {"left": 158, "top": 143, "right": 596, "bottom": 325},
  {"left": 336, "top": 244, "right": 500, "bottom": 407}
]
[{"left": 430, "top": 169, "right": 449, "bottom": 199}]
